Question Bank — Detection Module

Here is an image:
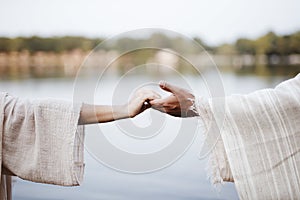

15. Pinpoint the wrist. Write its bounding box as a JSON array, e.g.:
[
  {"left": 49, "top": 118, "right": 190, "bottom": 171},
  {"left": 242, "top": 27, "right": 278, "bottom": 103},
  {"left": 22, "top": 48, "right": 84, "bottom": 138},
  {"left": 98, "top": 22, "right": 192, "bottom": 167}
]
[
  {"left": 112, "top": 104, "right": 131, "bottom": 120},
  {"left": 93, "top": 105, "right": 130, "bottom": 123}
]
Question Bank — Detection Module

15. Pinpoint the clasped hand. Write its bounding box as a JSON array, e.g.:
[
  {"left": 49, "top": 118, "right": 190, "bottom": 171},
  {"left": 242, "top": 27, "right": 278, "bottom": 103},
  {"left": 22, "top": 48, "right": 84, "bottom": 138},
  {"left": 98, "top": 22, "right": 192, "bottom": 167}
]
[
  {"left": 125, "top": 80, "right": 198, "bottom": 119},
  {"left": 149, "top": 81, "right": 198, "bottom": 117},
  {"left": 79, "top": 81, "right": 197, "bottom": 125}
]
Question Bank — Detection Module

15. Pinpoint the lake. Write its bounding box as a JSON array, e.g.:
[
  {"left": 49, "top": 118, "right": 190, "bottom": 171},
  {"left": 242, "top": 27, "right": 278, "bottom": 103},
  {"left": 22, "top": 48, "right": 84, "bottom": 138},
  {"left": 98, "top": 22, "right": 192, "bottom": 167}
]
[{"left": 0, "top": 71, "right": 287, "bottom": 200}]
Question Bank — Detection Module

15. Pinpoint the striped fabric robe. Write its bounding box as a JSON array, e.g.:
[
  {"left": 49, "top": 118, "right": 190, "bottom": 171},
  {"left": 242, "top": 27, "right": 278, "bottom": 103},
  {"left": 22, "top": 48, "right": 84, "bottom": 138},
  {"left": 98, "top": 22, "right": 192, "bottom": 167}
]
[{"left": 199, "top": 74, "right": 300, "bottom": 199}]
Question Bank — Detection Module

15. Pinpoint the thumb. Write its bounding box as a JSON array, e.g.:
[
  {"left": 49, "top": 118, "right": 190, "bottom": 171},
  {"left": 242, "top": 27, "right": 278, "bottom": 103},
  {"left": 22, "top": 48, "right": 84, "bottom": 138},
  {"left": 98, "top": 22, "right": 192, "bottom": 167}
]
[{"left": 159, "top": 80, "right": 181, "bottom": 94}]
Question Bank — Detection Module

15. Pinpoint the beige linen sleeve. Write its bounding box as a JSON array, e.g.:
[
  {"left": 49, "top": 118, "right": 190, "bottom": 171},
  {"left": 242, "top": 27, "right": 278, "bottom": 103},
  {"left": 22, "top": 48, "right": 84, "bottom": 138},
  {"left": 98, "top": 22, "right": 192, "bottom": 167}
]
[
  {"left": 197, "top": 74, "right": 300, "bottom": 199},
  {"left": 2, "top": 93, "right": 85, "bottom": 186}
]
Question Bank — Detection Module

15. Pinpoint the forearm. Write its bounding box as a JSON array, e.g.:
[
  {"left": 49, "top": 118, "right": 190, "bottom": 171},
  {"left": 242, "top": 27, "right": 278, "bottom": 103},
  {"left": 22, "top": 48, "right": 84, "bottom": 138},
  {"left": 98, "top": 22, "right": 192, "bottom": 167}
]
[{"left": 78, "top": 103, "right": 130, "bottom": 125}]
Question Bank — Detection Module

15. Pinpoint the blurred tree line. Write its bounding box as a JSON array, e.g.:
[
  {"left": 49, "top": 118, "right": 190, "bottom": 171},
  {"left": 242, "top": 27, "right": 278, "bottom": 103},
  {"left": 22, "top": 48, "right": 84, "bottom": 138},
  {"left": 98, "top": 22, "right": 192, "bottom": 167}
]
[
  {"left": 0, "top": 36, "right": 102, "bottom": 53},
  {"left": 216, "top": 31, "right": 300, "bottom": 55},
  {"left": 0, "top": 31, "right": 299, "bottom": 55}
]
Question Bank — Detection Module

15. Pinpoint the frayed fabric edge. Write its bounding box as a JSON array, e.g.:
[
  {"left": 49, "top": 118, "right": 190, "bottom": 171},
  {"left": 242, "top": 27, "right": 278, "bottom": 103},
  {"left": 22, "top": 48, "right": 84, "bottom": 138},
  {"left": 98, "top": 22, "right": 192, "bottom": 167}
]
[{"left": 191, "top": 97, "right": 228, "bottom": 189}]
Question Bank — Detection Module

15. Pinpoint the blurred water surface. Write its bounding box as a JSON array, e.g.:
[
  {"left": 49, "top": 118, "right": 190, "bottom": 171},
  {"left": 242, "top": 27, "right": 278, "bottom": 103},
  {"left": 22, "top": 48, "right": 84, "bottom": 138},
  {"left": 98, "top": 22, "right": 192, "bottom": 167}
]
[{"left": 0, "top": 72, "right": 287, "bottom": 200}]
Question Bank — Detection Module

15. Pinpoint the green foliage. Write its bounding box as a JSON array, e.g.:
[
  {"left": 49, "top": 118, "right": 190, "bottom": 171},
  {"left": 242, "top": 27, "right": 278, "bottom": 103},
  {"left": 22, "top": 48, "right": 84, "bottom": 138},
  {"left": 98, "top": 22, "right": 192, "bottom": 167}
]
[
  {"left": 215, "top": 43, "right": 237, "bottom": 55},
  {"left": 0, "top": 37, "right": 11, "bottom": 51},
  {"left": 235, "top": 38, "right": 256, "bottom": 54},
  {"left": 0, "top": 36, "right": 103, "bottom": 53},
  {"left": 212, "top": 31, "right": 300, "bottom": 55},
  {"left": 0, "top": 31, "right": 300, "bottom": 55},
  {"left": 254, "top": 31, "right": 278, "bottom": 55}
]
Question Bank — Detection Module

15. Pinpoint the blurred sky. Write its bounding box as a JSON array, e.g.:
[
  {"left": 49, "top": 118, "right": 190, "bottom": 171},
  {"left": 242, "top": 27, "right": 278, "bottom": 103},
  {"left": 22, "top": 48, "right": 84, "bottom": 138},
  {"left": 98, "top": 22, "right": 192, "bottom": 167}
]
[{"left": 0, "top": 0, "right": 299, "bottom": 45}]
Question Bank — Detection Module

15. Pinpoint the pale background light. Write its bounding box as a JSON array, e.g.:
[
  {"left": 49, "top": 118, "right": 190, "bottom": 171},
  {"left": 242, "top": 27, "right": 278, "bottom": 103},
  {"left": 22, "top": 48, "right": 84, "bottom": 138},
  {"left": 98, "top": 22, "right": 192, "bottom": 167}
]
[{"left": 0, "top": 0, "right": 299, "bottom": 45}]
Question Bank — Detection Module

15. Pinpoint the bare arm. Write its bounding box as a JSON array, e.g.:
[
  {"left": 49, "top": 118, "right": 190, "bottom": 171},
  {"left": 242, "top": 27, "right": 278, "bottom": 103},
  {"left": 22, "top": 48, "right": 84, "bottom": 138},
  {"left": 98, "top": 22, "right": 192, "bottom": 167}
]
[
  {"left": 79, "top": 104, "right": 133, "bottom": 124},
  {"left": 79, "top": 89, "right": 160, "bottom": 124}
]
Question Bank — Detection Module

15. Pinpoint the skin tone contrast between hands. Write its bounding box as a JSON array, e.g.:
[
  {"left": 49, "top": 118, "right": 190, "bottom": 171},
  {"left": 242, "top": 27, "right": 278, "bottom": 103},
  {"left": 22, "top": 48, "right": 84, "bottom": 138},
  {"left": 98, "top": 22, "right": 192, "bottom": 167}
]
[{"left": 78, "top": 81, "right": 198, "bottom": 125}]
